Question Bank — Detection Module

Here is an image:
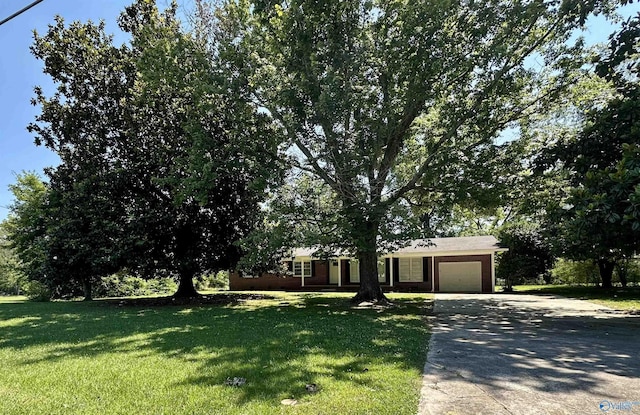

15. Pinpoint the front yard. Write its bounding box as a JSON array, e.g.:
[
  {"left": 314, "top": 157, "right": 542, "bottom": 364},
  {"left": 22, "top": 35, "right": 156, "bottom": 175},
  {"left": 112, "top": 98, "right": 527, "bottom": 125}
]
[
  {"left": 512, "top": 285, "right": 640, "bottom": 311},
  {"left": 0, "top": 292, "right": 431, "bottom": 414}
]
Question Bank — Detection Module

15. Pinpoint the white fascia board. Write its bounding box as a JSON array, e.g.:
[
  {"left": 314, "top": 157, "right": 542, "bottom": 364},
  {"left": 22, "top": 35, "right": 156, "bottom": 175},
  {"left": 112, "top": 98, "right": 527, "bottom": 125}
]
[
  {"left": 293, "top": 249, "right": 507, "bottom": 261},
  {"left": 380, "top": 250, "right": 504, "bottom": 258}
]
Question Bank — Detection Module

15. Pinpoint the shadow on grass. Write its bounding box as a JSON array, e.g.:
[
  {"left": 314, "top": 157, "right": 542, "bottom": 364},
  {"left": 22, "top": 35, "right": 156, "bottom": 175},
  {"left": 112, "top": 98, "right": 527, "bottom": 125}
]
[{"left": 0, "top": 294, "right": 430, "bottom": 405}]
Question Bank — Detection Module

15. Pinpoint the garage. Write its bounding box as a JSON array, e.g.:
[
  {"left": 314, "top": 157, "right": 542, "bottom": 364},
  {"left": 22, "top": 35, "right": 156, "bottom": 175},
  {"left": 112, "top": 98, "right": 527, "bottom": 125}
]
[{"left": 438, "top": 261, "right": 482, "bottom": 292}]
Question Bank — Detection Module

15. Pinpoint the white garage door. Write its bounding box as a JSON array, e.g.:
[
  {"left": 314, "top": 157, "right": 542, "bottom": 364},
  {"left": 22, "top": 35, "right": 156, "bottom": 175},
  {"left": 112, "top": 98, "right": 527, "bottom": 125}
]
[{"left": 439, "top": 261, "right": 482, "bottom": 292}]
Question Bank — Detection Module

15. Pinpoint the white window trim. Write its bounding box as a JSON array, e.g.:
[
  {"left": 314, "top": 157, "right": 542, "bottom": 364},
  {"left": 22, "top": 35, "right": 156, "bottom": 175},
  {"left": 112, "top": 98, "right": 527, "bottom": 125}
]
[
  {"left": 349, "top": 259, "right": 360, "bottom": 283},
  {"left": 293, "top": 261, "right": 312, "bottom": 278},
  {"left": 399, "top": 257, "right": 423, "bottom": 282}
]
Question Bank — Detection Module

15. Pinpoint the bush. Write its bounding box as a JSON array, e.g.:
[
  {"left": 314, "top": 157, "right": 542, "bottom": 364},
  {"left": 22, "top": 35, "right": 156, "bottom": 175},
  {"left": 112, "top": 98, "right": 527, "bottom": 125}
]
[
  {"left": 25, "top": 281, "right": 51, "bottom": 302},
  {"left": 145, "top": 278, "right": 178, "bottom": 295},
  {"left": 615, "top": 259, "right": 640, "bottom": 287},
  {"left": 95, "top": 273, "right": 177, "bottom": 298},
  {"left": 194, "top": 271, "right": 229, "bottom": 291},
  {"left": 551, "top": 259, "right": 600, "bottom": 285}
]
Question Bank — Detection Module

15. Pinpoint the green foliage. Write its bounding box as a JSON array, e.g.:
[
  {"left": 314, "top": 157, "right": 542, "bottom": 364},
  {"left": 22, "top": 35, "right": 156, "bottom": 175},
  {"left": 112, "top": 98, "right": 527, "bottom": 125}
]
[
  {"left": 551, "top": 258, "right": 601, "bottom": 285},
  {"left": 2, "top": 173, "right": 52, "bottom": 285},
  {"left": 27, "top": 14, "right": 139, "bottom": 299},
  {"left": 497, "top": 222, "right": 555, "bottom": 288},
  {"left": 202, "top": 0, "right": 617, "bottom": 300},
  {"left": 26, "top": 0, "right": 283, "bottom": 299},
  {"left": 0, "top": 225, "right": 27, "bottom": 295},
  {"left": 538, "top": 13, "right": 640, "bottom": 287},
  {"left": 616, "top": 258, "right": 640, "bottom": 287},
  {"left": 194, "top": 271, "right": 229, "bottom": 291},
  {"left": 24, "top": 280, "right": 51, "bottom": 302},
  {"left": 95, "top": 273, "right": 177, "bottom": 298}
]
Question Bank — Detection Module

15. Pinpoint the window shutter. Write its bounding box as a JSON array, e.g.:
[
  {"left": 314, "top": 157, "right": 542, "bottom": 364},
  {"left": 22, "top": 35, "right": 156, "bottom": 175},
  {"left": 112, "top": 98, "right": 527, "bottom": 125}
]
[
  {"left": 423, "top": 257, "right": 429, "bottom": 282},
  {"left": 399, "top": 258, "right": 411, "bottom": 281},
  {"left": 410, "top": 258, "right": 422, "bottom": 281},
  {"left": 385, "top": 258, "right": 390, "bottom": 281},
  {"left": 393, "top": 258, "right": 399, "bottom": 282}
]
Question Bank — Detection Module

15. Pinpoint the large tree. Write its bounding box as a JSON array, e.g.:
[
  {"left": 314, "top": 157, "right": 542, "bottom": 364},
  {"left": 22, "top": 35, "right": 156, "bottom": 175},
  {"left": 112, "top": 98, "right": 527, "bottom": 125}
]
[
  {"left": 540, "top": 13, "right": 640, "bottom": 288},
  {"left": 203, "top": 0, "right": 618, "bottom": 301},
  {"left": 28, "top": 0, "right": 281, "bottom": 299}
]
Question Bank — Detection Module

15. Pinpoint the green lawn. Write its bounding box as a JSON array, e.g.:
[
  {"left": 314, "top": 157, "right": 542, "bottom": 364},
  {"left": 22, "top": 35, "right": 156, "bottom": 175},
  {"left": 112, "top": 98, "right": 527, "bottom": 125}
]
[
  {"left": 511, "top": 285, "right": 640, "bottom": 310},
  {"left": 0, "top": 292, "right": 431, "bottom": 415}
]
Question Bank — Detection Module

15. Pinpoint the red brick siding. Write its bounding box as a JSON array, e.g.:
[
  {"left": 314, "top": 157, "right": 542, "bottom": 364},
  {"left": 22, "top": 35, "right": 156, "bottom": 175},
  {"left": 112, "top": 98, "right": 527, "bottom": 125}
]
[
  {"left": 306, "top": 260, "right": 330, "bottom": 285},
  {"left": 229, "top": 271, "right": 301, "bottom": 290}
]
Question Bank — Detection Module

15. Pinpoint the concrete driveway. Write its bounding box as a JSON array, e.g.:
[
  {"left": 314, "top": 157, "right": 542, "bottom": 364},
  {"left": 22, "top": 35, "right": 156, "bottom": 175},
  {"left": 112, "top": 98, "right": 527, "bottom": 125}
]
[{"left": 419, "top": 294, "right": 640, "bottom": 415}]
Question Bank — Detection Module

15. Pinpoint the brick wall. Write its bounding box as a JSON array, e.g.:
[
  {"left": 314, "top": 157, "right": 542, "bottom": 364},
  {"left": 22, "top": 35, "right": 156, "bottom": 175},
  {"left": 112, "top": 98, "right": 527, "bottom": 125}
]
[{"left": 229, "top": 271, "right": 302, "bottom": 290}]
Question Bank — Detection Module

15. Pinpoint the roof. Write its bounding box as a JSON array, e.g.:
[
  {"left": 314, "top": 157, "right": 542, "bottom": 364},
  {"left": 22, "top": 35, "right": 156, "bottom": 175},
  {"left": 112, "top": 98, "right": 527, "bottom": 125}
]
[
  {"left": 394, "top": 236, "right": 506, "bottom": 254},
  {"left": 291, "top": 235, "right": 507, "bottom": 258}
]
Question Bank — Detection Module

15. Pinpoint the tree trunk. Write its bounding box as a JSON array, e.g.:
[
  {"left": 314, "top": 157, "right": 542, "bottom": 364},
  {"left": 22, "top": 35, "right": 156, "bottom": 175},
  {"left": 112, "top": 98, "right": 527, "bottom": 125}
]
[
  {"left": 617, "top": 262, "right": 628, "bottom": 288},
  {"left": 597, "top": 259, "right": 615, "bottom": 289},
  {"left": 82, "top": 278, "right": 93, "bottom": 301},
  {"left": 174, "top": 272, "right": 199, "bottom": 298},
  {"left": 352, "top": 250, "right": 387, "bottom": 303},
  {"left": 351, "top": 220, "right": 387, "bottom": 303}
]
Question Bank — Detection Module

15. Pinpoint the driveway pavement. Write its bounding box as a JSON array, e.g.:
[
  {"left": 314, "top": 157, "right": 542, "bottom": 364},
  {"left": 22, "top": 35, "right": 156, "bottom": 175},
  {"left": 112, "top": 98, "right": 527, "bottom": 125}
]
[{"left": 418, "top": 294, "right": 640, "bottom": 415}]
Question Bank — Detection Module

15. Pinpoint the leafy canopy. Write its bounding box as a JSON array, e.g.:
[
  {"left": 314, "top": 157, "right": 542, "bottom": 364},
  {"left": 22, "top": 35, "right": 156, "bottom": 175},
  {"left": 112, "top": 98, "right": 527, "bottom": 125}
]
[
  {"left": 22, "top": 0, "right": 282, "bottom": 299},
  {"left": 202, "top": 0, "right": 620, "bottom": 299}
]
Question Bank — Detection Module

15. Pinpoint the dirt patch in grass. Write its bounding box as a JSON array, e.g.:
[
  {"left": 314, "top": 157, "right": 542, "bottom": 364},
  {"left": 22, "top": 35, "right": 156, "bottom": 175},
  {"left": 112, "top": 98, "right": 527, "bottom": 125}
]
[{"left": 101, "top": 293, "right": 274, "bottom": 307}]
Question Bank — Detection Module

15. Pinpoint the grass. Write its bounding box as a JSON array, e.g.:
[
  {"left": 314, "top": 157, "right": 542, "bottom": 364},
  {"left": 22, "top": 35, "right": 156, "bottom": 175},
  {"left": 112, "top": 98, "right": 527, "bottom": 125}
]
[
  {"left": 510, "top": 284, "right": 640, "bottom": 310},
  {"left": 0, "top": 292, "right": 431, "bottom": 415}
]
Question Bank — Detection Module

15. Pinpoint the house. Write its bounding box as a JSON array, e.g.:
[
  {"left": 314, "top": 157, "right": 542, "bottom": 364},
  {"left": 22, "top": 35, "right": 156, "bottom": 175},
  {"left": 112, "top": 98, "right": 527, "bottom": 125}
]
[{"left": 229, "top": 235, "right": 508, "bottom": 293}]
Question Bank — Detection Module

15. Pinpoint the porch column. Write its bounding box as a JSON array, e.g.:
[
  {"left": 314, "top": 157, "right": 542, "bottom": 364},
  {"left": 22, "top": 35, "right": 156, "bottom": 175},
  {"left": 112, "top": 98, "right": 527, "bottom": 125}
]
[
  {"left": 389, "top": 256, "right": 394, "bottom": 287},
  {"left": 431, "top": 256, "right": 436, "bottom": 293},
  {"left": 491, "top": 252, "right": 495, "bottom": 293},
  {"left": 337, "top": 259, "right": 342, "bottom": 287},
  {"left": 301, "top": 262, "right": 305, "bottom": 288}
]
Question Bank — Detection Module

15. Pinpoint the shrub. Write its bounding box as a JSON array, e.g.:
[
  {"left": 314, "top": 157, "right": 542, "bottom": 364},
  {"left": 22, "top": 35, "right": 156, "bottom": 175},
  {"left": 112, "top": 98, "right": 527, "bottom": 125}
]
[
  {"left": 551, "top": 259, "right": 600, "bottom": 285},
  {"left": 145, "top": 278, "right": 178, "bottom": 295},
  {"left": 95, "top": 273, "right": 177, "bottom": 298},
  {"left": 615, "top": 259, "right": 640, "bottom": 287},
  {"left": 25, "top": 280, "right": 51, "bottom": 301},
  {"left": 194, "top": 271, "right": 228, "bottom": 291}
]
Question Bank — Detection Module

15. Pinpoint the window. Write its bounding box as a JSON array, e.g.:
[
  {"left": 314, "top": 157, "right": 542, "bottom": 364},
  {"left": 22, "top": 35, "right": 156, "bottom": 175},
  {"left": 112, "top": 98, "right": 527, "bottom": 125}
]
[
  {"left": 293, "top": 261, "right": 311, "bottom": 278},
  {"left": 399, "top": 258, "right": 423, "bottom": 282}
]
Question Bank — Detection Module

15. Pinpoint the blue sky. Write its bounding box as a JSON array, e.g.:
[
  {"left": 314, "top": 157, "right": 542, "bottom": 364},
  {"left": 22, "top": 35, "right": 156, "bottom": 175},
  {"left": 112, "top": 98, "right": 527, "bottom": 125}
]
[
  {"left": 0, "top": 1, "right": 638, "bottom": 221},
  {"left": 0, "top": 0, "right": 183, "bottom": 221},
  {"left": 0, "top": 0, "right": 133, "bottom": 220}
]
